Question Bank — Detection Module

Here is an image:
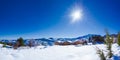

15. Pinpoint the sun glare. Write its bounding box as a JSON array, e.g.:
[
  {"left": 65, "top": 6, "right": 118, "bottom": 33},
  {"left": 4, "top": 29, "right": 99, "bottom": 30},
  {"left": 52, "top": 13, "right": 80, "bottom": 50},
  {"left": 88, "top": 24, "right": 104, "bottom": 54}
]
[{"left": 70, "top": 9, "right": 82, "bottom": 23}]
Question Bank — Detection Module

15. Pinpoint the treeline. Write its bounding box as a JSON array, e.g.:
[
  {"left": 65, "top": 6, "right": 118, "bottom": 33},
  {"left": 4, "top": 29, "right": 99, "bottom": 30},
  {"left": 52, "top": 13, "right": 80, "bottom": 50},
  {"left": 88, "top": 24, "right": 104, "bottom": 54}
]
[
  {"left": 55, "top": 35, "right": 104, "bottom": 45},
  {"left": 55, "top": 40, "right": 87, "bottom": 45},
  {"left": 0, "top": 37, "right": 34, "bottom": 49}
]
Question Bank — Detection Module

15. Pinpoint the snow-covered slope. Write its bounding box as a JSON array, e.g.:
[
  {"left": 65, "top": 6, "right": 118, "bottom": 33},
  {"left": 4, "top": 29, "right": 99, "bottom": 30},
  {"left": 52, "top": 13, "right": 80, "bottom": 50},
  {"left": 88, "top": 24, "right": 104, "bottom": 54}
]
[{"left": 0, "top": 44, "right": 120, "bottom": 60}]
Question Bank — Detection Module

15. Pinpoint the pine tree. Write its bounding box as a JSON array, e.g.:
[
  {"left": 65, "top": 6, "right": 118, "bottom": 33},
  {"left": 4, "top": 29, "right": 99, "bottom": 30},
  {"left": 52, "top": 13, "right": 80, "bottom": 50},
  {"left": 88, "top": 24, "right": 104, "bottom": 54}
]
[
  {"left": 111, "top": 36, "right": 114, "bottom": 44},
  {"left": 96, "top": 47, "right": 106, "bottom": 60},
  {"left": 17, "top": 37, "right": 24, "bottom": 47},
  {"left": 117, "top": 32, "right": 120, "bottom": 46},
  {"left": 105, "top": 31, "right": 113, "bottom": 58}
]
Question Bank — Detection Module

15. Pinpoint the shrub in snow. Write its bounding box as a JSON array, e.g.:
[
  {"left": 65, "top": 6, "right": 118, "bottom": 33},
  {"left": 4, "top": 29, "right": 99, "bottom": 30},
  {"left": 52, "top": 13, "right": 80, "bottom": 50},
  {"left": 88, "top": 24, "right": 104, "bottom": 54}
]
[{"left": 96, "top": 47, "right": 106, "bottom": 60}]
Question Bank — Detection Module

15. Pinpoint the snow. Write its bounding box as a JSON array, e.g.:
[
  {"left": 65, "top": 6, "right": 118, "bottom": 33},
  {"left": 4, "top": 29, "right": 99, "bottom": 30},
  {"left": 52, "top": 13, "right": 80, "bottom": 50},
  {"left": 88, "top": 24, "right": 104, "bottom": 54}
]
[{"left": 0, "top": 44, "right": 120, "bottom": 60}]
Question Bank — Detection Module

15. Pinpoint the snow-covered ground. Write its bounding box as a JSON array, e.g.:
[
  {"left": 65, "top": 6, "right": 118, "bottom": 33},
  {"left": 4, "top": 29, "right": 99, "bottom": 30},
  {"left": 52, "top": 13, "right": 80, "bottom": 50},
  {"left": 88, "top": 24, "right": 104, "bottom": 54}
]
[{"left": 0, "top": 44, "right": 120, "bottom": 60}]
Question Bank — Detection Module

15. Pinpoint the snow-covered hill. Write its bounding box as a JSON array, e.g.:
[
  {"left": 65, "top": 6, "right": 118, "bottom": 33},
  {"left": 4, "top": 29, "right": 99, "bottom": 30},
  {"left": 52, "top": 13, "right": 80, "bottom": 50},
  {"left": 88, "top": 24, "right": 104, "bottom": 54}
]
[
  {"left": 0, "top": 34, "right": 105, "bottom": 46},
  {"left": 0, "top": 44, "right": 120, "bottom": 60}
]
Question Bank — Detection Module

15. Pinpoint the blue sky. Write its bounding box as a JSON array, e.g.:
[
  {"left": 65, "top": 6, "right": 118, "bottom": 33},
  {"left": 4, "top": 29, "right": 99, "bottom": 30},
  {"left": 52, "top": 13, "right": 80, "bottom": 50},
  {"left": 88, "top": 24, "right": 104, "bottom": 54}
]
[{"left": 0, "top": 0, "right": 120, "bottom": 39}]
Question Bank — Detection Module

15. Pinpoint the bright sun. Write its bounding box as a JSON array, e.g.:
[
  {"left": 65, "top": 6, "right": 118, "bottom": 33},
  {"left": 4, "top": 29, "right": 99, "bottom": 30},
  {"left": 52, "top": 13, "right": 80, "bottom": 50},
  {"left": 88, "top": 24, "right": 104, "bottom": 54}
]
[{"left": 70, "top": 9, "right": 82, "bottom": 23}]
